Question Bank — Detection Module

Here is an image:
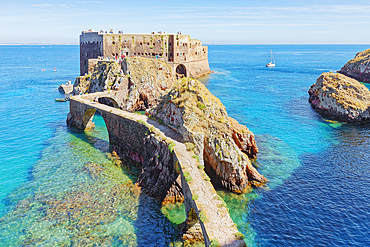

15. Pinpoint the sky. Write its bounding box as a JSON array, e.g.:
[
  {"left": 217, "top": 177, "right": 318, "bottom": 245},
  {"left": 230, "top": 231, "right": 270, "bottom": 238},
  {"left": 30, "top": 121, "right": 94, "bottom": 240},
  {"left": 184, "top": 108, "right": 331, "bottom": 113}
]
[{"left": 1, "top": 0, "right": 370, "bottom": 44}]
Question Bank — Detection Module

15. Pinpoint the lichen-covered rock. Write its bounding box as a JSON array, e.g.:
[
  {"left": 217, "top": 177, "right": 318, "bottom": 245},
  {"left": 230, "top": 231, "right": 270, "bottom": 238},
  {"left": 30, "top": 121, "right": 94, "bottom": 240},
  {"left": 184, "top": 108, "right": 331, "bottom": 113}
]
[
  {"left": 149, "top": 77, "right": 267, "bottom": 193},
  {"left": 308, "top": 72, "right": 370, "bottom": 123},
  {"left": 73, "top": 62, "right": 121, "bottom": 95},
  {"left": 339, "top": 49, "right": 370, "bottom": 83},
  {"left": 72, "top": 58, "right": 175, "bottom": 112}
]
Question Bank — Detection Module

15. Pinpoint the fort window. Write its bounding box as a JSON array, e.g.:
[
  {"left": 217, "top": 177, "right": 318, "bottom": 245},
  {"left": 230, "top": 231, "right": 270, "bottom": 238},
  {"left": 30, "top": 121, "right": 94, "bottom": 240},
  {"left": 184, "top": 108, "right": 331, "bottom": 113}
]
[
  {"left": 159, "top": 53, "right": 162, "bottom": 56},
  {"left": 147, "top": 43, "right": 149, "bottom": 45},
  {"left": 112, "top": 41, "right": 115, "bottom": 45},
  {"left": 140, "top": 42, "right": 142, "bottom": 45},
  {"left": 134, "top": 53, "right": 136, "bottom": 56},
  {"left": 124, "top": 45, "right": 126, "bottom": 48},
  {"left": 153, "top": 43, "right": 155, "bottom": 46},
  {"left": 124, "top": 40, "right": 127, "bottom": 43},
  {"left": 145, "top": 53, "right": 147, "bottom": 56}
]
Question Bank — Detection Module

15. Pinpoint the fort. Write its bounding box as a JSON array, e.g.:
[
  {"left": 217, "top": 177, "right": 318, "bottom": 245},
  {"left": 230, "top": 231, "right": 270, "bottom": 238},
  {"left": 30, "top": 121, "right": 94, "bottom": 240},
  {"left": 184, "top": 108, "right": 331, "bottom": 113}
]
[{"left": 80, "top": 29, "right": 211, "bottom": 78}]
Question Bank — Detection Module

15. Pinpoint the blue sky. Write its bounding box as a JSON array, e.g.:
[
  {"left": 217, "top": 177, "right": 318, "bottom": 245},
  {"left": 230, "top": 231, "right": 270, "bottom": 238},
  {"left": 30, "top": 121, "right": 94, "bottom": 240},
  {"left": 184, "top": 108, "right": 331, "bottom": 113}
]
[{"left": 1, "top": 0, "right": 370, "bottom": 44}]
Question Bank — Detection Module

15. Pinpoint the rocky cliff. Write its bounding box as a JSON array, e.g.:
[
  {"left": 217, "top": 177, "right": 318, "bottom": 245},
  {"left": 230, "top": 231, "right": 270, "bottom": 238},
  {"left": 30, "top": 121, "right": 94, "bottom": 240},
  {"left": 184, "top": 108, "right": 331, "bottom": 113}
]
[
  {"left": 339, "top": 49, "right": 370, "bottom": 83},
  {"left": 72, "top": 58, "right": 175, "bottom": 112},
  {"left": 73, "top": 58, "right": 266, "bottom": 193},
  {"left": 309, "top": 72, "right": 370, "bottom": 123},
  {"left": 149, "top": 77, "right": 267, "bottom": 193}
]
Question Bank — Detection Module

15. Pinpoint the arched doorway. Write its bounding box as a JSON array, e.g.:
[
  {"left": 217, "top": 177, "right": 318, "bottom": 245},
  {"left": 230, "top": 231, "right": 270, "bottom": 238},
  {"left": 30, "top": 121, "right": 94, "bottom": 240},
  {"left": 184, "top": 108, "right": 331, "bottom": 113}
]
[{"left": 176, "top": 64, "right": 187, "bottom": 78}]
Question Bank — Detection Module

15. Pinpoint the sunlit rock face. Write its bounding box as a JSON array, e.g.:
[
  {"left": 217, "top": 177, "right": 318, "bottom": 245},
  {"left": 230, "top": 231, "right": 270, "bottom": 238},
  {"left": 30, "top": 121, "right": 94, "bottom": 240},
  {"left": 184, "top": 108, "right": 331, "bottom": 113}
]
[
  {"left": 339, "top": 49, "right": 370, "bottom": 83},
  {"left": 149, "top": 77, "right": 267, "bottom": 193},
  {"left": 309, "top": 72, "right": 370, "bottom": 123},
  {"left": 72, "top": 58, "right": 175, "bottom": 112}
]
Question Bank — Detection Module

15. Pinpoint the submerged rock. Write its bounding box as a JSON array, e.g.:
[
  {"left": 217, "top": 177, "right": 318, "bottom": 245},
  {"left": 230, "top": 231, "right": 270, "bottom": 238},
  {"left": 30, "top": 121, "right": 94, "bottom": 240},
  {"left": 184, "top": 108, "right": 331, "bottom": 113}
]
[
  {"left": 149, "top": 77, "right": 267, "bottom": 193},
  {"left": 339, "top": 49, "right": 370, "bottom": 83},
  {"left": 308, "top": 72, "right": 370, "bottom": 123}
]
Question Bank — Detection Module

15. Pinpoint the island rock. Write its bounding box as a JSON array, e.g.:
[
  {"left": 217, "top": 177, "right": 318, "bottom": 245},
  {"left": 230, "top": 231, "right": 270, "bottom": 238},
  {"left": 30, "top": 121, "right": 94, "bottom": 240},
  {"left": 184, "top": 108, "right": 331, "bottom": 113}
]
[
  {"left": 339, "top": 49, "right": 370, "bottom": 83},
  {"left": 308, "top": 72, "right": 370, "bottom": 123}
]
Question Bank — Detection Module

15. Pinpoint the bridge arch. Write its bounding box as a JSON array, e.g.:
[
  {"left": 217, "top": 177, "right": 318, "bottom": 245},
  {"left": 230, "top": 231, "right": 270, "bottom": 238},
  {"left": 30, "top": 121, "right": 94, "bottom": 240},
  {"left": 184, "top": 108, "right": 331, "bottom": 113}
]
[{"left": 98, "top": 97, "right": 120, "bottom": 108}]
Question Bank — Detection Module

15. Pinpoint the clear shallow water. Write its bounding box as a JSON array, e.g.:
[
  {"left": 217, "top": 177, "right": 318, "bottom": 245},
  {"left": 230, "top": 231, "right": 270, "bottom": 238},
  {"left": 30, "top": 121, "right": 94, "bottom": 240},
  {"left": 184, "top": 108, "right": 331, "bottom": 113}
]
[{"left": 1, "top": 45, "right": 370, "bottom": 246}]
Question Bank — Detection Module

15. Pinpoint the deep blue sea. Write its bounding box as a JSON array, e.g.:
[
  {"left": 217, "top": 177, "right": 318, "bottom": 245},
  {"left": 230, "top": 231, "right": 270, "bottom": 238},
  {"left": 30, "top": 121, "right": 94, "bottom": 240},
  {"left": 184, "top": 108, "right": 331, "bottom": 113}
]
[{"left": 0, "top": 44, "right": 370, "bottom": 246}]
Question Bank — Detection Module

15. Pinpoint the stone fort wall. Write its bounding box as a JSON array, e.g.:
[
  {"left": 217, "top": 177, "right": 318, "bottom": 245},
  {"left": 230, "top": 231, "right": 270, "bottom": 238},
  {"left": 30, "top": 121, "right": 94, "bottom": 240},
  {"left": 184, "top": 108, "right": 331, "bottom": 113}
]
[{"left": 80, "top": 30, "right": 210, "bottom": 78}]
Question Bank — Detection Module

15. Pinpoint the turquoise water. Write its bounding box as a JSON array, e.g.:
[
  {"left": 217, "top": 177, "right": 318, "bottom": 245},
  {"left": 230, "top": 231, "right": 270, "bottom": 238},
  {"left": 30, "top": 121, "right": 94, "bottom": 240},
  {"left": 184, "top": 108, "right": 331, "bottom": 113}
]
[{"left": 1, "top": 45, "right": 370, "bottom": 246}]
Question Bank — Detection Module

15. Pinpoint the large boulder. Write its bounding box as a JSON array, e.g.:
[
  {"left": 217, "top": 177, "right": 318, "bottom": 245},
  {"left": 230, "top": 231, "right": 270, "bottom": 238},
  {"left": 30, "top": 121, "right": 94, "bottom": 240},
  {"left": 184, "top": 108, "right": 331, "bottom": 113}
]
[
  {"left": 339, "top": 49, "right": 370, "bottom": 83},
  {"left": 72, "top": 58, "right": 175, "bottom": 112},
  {"left": 308, "top": 72, "right": 370, "bottom": 123},
  {"left": 149, "top": 77, "right": 267, "bottom": 193}
]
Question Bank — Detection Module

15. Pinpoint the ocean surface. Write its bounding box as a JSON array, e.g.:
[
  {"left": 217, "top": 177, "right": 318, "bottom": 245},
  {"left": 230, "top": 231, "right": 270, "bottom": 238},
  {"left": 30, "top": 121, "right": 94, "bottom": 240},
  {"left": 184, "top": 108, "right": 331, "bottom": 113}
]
[{"left": 0, "top": 44, "right": 369, "bottom": 246}]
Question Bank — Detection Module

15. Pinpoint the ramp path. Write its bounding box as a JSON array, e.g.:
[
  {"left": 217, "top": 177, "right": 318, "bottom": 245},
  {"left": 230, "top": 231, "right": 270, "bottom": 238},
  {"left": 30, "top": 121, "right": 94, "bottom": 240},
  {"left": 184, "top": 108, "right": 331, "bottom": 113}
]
[{"left": 68, "top": 92, "right": 246, "bottom": 246}]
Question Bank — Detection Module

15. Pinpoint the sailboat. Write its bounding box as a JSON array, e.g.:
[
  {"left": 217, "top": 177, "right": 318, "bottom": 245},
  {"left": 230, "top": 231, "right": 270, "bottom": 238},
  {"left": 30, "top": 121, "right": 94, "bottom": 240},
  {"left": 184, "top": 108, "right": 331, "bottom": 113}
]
[{"left": 266, "top": 50, "right": 275, "bottom": 67}]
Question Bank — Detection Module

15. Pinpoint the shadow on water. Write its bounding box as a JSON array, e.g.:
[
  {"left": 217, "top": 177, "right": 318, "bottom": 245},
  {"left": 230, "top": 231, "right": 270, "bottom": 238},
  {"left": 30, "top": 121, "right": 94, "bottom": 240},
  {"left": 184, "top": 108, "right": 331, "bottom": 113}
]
[
  {"left": 0, "top": 112, "right": 183, "bottom": 246},
  {"left": 67, "top": 115, "right": 183, "bottom": 246},
  {"left": 134, "top": 193, "right": 181, "bottom": 246}
]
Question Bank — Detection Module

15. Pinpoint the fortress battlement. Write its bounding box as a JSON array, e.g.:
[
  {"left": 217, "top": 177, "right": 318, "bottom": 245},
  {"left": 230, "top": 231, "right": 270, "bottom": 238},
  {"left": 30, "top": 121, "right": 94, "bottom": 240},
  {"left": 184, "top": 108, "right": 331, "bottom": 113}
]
[{"left": 80, "top": 30, "right": 211, "bottom": 78}]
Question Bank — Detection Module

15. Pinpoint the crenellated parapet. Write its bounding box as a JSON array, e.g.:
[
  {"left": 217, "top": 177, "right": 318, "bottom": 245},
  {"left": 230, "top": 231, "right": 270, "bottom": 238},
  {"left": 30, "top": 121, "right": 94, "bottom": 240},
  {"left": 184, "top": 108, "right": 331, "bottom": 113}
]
[{"left": 79, "top": 30, "right": 211, "bottom": 79}]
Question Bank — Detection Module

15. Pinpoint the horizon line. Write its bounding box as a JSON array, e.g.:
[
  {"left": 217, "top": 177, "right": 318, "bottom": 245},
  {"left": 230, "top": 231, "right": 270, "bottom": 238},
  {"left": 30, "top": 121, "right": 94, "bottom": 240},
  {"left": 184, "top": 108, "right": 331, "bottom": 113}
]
[{"left": 1, "top": 43, "right": 370, "bottom": 46}]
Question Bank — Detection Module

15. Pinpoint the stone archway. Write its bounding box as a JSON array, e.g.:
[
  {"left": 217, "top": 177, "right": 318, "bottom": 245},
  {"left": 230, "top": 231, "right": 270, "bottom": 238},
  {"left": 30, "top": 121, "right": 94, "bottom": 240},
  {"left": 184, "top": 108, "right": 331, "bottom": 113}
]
[
  {"left": 82, "top": 108, "right": 97, "bottom": 129},
  {"left": 98, "top": 97, "right": 120, "bottom": 108},
  {"left": 176, "top": 64, "right": 187, "bottom": 78}
]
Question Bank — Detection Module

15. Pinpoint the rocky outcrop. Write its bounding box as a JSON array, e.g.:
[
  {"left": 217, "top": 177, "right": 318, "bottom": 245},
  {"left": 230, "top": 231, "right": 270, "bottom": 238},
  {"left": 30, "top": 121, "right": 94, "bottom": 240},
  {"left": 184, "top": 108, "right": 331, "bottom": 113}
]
[
  {"left": 72, "top": 58, "right": 175, "bottom": 112},
  {"left": 309, "top": 72, "right": 370, "bottom": 123},
  {"left": 149, "top": 77, "right": 267, "bottom": 193},
  {"left": 71, "top": 58, "right": 266, "bottom": 193},
  {"left": 339, "top": 49, "right": 370, "bottom": 83},
  {"left": 58, "top": 82, "right": 73, "bottom": 94}
]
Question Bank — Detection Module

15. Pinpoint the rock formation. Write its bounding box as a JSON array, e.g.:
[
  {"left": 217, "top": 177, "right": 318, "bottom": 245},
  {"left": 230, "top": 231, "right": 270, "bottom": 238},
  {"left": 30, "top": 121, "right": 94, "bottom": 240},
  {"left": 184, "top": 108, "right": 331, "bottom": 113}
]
[
  {"left": 72, "top": 58, "right": 266, "bottom": 193},
  {"left": 149, "top": 77, "right": 267, "bottom": 193},
  {"left": 309, "top": 72, "right": 370, "bottom": 123},
  {"left": 58, "top": 82, "right": 73, "bottom": 94},
  {"left": 72, "top": 58, "right": 175, "bottom": 112},
  {"left": 339, "top": 49, "right": 370, "bottom": 83}
]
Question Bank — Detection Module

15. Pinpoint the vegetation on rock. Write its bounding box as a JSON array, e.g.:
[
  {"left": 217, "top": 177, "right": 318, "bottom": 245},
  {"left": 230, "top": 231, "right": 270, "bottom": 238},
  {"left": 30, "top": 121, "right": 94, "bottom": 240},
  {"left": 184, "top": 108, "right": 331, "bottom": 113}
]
[
  {"left": 149, "top": 77, "right": 267, "bottom": 193},
  {"left": 339, "top": 48, "right": 370, "bottom": 83},
  {"left": 309, "top": 72, "right": 370, "bottom": 123}
]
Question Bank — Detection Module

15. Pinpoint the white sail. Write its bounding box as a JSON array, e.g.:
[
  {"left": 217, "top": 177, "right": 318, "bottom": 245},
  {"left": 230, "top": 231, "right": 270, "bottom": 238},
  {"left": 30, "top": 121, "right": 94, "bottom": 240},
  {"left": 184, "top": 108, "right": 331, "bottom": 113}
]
[{"left": 266, "top": 50, "right": 275, "bottom": 67}]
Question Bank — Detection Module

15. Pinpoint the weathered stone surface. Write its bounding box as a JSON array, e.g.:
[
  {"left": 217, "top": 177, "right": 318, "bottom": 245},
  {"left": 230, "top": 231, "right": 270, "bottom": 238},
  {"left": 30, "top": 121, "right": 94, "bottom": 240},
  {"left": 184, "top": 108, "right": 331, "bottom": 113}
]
[
  {"left": 122, "top": 57, "right": 176, "bottom": 111},
  {"left": 339, "top": 49, "right": 370, "bottom": 83},
  {"left": 58, "top": 82, "right": 73, "bottom": 94},
  {"left": 228, "top": 117, "right": 259, "bottom": 159},
  {"left": 72, "top": 58, "right": 175, "bottom": 112},
  {"left": 149, "top": 77, "right": 267, "bottom": 193},
  {"left": 308, "top": 72, "right": 370, "bottom": 123}
]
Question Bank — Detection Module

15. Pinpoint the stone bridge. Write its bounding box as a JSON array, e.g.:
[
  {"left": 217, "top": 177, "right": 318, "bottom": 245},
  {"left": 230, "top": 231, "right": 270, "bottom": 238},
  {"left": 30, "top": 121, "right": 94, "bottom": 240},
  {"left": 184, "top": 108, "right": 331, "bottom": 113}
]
[{"left": 67, "top": 92, "right": 245, "bottom": 247}]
